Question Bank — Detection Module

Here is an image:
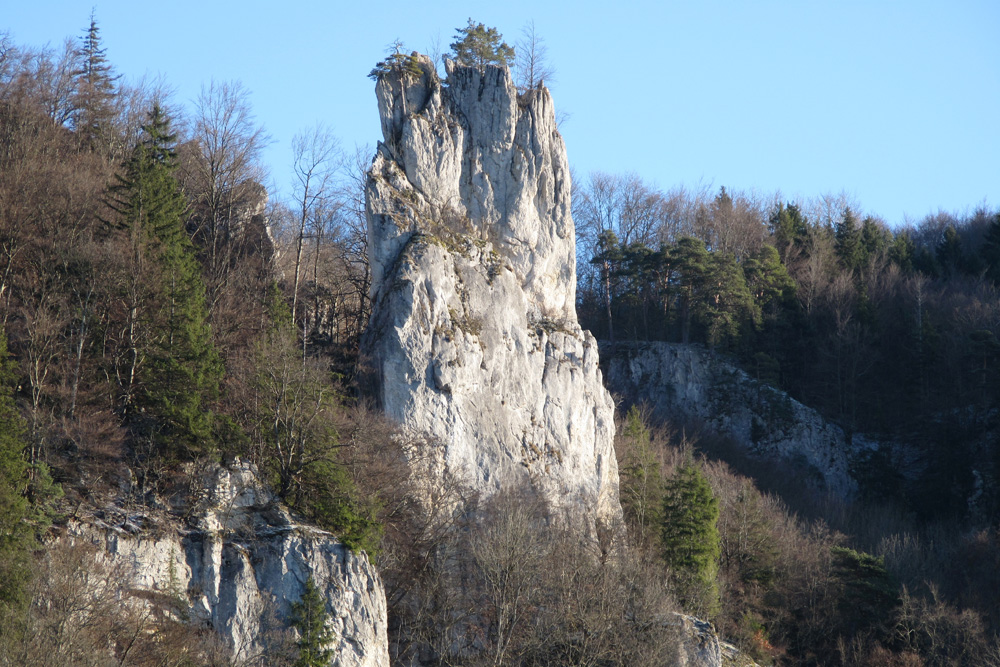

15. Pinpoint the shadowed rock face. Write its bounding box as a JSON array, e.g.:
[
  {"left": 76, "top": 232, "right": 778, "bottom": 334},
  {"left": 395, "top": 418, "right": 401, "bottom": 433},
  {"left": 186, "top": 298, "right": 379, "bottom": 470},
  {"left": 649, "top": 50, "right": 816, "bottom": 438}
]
[
  {"left": 605, "top": 342, "right": 879, "bottom": 498},
  {"left": 364, "top": 55, "right": 620, "bottom": 530}
]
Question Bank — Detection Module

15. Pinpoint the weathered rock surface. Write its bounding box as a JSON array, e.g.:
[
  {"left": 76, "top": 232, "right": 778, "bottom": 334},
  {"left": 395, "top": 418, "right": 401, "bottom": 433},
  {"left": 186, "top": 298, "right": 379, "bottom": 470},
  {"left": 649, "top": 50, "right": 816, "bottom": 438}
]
[
  {"left": 66, "top": 462, "right": 388, "bottom": 667},
  {"left": 672, "top": 613, "right": 760, "bottom": 667},
  {"left": 605, "top": 342, "right": 877, "bottom": 497},
  {"left": 364, "top": 56, "right": 620, "bottom": 528}
]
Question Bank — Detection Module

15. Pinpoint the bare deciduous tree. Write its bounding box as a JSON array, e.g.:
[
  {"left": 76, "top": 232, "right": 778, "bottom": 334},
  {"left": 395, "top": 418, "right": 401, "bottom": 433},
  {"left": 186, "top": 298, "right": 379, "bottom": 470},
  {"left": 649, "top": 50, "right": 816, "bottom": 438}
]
[
  {"left": 470, "top": 490, "right": 549, "bottom": 667},
  {"left": 514, "top": 21, "right": 554, "bottom": 91},
  {"left": 108, "top": 73, "right": 177, "bottom": 164},
  {"left": 184, "top": 80, "right": 269, "bottom": 316},
  {"left": 1, "top": 40, "right": 78, "bottom": 126},
  {"left": 692, "top": 186, "right": 767, "bottom": 260},
  {"left": 290, "top": 124, "right": 342, "bottom": 326}
]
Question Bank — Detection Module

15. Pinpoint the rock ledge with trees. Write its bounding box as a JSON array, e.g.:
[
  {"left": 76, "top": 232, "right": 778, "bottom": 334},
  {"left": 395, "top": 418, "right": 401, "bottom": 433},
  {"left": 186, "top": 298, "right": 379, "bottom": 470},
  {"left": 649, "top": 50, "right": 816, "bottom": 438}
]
[{"left": 59, "top": 460, "right": 389, "bottom": 667}]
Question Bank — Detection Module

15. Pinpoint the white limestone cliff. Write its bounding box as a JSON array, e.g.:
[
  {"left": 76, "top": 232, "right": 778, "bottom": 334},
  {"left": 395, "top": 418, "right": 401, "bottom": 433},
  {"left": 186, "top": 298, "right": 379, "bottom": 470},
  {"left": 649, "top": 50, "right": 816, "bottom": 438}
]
[
  {"left": 66, "top": 461, "right": 388, "bottom": 667},
  {"left": 364, "top": 56, "right": 620, "bottom": 529}
]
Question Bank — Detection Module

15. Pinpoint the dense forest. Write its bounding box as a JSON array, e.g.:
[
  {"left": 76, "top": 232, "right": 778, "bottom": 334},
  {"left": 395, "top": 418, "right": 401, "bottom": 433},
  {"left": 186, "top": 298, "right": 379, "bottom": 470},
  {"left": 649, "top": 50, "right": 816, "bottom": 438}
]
[{"left": 1, "top": 17, "right": 999, "bottom": 667}]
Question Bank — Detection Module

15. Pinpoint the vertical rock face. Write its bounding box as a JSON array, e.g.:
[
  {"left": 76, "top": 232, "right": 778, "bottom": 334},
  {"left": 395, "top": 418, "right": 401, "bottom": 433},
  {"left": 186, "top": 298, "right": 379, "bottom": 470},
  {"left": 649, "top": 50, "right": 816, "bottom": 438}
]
[
  {"left": 69, "top": 462, "right": 388, "bottom": 667},
  {"left": 364, "top": 56, "right": 620, "bottom": 528}
]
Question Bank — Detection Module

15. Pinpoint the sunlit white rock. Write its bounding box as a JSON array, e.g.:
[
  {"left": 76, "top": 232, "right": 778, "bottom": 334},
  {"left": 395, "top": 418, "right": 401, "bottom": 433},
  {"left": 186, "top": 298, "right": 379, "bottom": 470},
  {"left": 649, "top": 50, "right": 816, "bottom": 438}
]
[{"left": 365, "top": 56, "right": 620, "bottom": 529}]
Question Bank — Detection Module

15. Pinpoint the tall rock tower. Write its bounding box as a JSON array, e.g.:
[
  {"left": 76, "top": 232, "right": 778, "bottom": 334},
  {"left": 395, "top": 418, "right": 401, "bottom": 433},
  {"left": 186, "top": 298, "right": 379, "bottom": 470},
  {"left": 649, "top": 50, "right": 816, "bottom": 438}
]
[{"left": 364, "top": 56, "right": 620, "bottom": 530}]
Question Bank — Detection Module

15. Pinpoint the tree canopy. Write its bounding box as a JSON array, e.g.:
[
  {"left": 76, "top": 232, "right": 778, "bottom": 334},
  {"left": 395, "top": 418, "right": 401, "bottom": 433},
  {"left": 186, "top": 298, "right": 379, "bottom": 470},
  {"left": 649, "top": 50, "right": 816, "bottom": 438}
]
[
  {"left": 368, "top": 40, "right": 424, "bottom": 81},
  {"left": 449, "top": 19, "right": 515, "bottom": 69}
]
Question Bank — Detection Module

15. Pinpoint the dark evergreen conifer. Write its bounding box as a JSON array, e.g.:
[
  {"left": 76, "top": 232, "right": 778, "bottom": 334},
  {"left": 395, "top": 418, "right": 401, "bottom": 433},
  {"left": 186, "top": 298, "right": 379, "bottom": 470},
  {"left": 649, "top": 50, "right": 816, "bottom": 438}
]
[
  {"left": 831, "top": 547, "right": 898, "bottom": 637},
  {"left": 110, "top": 105, "right": 222, "bottom": 458},
  {"left": 0, "top": 331, "right": 34, "bottom": 617},
  {"left": 935, "top": 225, "right": 965, "bottom": 277},
  {"left": 888, "top": 229, "right": 915, "bottom": 272},
  {"left": 744, "top": 245, "right": 795, "bottom": 311},
  {"left": 619, "top": 406, "right": 663, "bottom": 541},
  {"left": 834, "top": 207, "right": 863, "bottom": 272},
  {"left": 701, "top": 252, "right": 755, "bottom": 349},
  {"left": 71, "top": 12, "right": 117, "bottom": 148},
  {"left": 290, "top": 577, "right": 334, "bottom": 667},
  {"left": 671, "top": 237, "right": 711, "bottom": 344},
  {"left": 661, "top": 460, "right": 721, "bottom": 615},
  {"left": 980, "top": 214, "right": 1000, "bottom": 281},
  {"left": 859, "top": 216, "right": 890, "bottom": 263},
  {"left": 769, "top": 202, "right": 809, "bottom": 261}
]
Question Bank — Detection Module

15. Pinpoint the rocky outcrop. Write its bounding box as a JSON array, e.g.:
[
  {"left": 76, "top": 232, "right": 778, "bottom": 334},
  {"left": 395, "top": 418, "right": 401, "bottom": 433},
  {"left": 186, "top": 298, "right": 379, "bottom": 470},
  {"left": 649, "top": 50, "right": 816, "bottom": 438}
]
[
  {"left": 672, "top": 613, "right": 760, "bottom": 667},
  {"left": 66, "top": 462, "right": 388, "bottom": 667},
  {"left": 606, "top": 342, "right": 877, "bottom": 497},
  {"left": 364, "top": 56, "right": 619, "bottom": 528}
]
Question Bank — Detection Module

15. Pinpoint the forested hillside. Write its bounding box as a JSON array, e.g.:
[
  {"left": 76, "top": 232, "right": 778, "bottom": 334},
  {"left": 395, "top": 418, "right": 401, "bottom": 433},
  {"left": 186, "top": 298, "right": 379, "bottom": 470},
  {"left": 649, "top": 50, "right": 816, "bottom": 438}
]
[
  {"left": 1, "top": 17, "right": 999, "bottom": 667},
  {"left": 576, "top": 175, "right": 1000, "bottom": 663},
  {"left": 0, "top": 21, "right": 387, "bottom": 662},
  {"left": 574, "top": 175, "right": 1000, "bottom": 521}
]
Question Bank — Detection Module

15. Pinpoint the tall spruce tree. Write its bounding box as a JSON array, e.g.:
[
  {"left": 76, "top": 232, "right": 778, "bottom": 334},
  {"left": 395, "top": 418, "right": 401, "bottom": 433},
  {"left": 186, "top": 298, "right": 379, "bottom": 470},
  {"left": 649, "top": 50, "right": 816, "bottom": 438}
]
[
  {"left": 618, "top": 406, "right": 664, "bottom": 542},
  {"left": 834, "top": 207, "right": 863, "bottom": 272},
  {"left": 859, "top": 217, "right": 890, "bottom": 263},
  {"left": 110, "top": 105, "right": 222, "bottom": 458},
  {"left": 71, "top": 12, "right": 117, "bottom": 149},
  {"left": 661, "top": 460, "right": 721, "bottom": 615},
  {"left": 768, "top": 202, "right": 809, "bottom": 262}
]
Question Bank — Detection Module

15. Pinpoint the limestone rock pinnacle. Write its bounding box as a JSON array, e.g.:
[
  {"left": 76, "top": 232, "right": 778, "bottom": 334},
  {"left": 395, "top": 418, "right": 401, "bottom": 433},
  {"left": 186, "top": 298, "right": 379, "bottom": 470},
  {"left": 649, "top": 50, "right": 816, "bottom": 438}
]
[{"left": 364, "top": 55, "right": 620, "bottom": 529}]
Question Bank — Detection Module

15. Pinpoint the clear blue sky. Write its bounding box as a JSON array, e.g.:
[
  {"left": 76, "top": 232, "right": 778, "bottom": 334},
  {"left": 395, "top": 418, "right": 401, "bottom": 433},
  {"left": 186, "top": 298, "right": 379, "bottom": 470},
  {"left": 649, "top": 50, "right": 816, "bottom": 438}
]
[{"left": 5, "top": 1, "right": 999, "bottom": 226}]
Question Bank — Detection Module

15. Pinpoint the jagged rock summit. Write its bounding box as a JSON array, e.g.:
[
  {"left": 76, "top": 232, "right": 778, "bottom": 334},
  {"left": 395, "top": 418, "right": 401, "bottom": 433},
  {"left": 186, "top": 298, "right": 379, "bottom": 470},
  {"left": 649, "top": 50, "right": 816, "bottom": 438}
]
[{"left": 364, "top": 55, "right": 620, "bottom": 528}]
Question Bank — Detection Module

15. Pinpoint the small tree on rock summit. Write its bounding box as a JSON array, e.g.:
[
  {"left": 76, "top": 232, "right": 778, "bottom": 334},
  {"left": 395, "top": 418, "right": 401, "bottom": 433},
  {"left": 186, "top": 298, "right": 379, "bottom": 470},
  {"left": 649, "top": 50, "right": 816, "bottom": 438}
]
[
  {"left": 368, "top": 40, "right": 424, "bottom": 81},
  {"left": 449, "top": 19, "right": 515, "bottom": 69}
]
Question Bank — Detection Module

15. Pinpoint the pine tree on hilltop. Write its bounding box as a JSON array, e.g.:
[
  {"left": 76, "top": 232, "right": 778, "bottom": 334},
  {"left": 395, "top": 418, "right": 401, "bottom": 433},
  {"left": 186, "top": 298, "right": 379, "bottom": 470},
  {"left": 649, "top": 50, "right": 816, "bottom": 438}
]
[{"left": 110, "top": 104, "right": 222, "bottom": 459}]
